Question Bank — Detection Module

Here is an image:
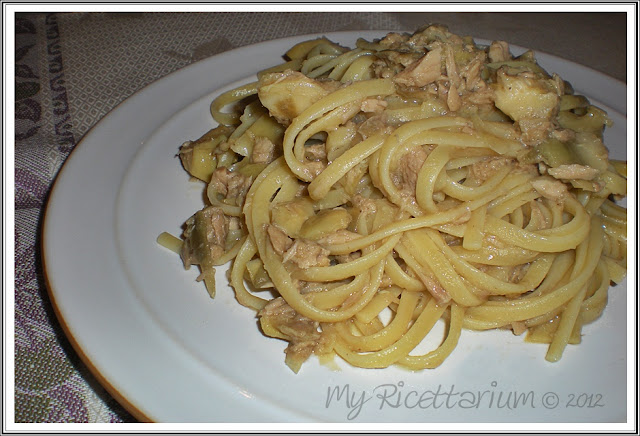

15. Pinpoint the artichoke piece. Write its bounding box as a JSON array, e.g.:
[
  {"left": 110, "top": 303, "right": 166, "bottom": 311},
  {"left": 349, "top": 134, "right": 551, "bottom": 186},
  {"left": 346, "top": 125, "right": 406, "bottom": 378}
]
[
  {"left": 492, "top": 69, "right": 559, "bottom": 122},
  {"left": 486, "top": 59, "right": 548, "bottom": 76},
  {"left": 557, "top": 105, "right": 612, "bottom": 136},
  {"left": 245, "top": 258, "right": 273, "bottom": 289},
  {"left": 520, "top": 138, "right": 573, "bottom": 168},
  {"left": 180, "top": 206, "right": 231, "bottom": 298},
  {"left": 299, "top": 207, "right": 352, "bottom": 240},
  {"left": 559, "top": 94, "right": 589, "bottom": 111},
  {"left": 270, "top": 198, "right": 316, "bottom": 238},
  {"left": 179, "top": 125, "right": 233, "bottom": 182},
  {"left": 568, "top": 132, "right": 609, "bottom": 171},
  {"left": 610, "top": 160, "right": 627, "bottom": 178},
  {"left": 521, "top": 132, "right": 609, "bottom": 174},
  {"left": 230, "top": 114, "right": 285, "bottom": 157},
  {"left": 257, "top": 70, "right": 338, "bottom": 125}
]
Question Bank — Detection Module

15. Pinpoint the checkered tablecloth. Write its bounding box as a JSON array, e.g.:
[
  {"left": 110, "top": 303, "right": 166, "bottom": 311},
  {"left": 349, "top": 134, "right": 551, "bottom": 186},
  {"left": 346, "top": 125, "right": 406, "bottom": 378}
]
[{"left": 13, "top": 10, "right": 627, "bottom": 423}]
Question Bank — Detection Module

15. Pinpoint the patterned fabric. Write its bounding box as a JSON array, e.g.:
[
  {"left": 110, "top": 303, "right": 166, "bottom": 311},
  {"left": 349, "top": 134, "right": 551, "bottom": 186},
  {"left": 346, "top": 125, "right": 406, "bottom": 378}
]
[
  {"left": 13, "top": 11, "right": 407, "bottom": 424},
  {"left": 15, "top": 12, "right": 133, "bottom": 423},
  {"left": 13, "top": 11, "right": 626, "bottom": 423}
]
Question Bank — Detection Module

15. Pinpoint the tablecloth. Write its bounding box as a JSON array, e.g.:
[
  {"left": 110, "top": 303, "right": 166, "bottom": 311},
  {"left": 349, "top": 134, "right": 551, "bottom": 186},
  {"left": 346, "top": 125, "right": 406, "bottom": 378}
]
[{"left": 13, "top": 10, "right": 628, "bottom": 424}]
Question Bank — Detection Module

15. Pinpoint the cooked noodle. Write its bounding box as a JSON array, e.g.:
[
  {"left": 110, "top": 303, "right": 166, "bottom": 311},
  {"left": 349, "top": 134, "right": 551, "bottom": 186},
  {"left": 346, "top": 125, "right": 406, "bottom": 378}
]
[{"left": 158, "top": 25, "right": 627, "bottom": 372}]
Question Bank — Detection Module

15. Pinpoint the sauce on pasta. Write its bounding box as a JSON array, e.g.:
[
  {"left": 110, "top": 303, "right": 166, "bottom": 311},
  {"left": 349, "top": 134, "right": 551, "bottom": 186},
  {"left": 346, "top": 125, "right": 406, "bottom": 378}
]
[{"left": 158, "top": 25, "right": 627, "bottom": 373}]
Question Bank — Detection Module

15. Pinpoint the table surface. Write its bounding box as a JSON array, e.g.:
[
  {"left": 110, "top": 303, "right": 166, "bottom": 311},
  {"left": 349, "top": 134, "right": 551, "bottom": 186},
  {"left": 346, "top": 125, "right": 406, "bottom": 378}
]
[{"left": 14, "top": 11, "right": 627, "bottom": 423}]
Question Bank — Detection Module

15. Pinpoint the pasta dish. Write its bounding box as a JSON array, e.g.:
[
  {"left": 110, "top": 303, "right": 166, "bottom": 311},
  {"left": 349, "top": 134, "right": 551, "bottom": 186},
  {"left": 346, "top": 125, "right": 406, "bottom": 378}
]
[{"left": 157, "top": 25, "right": 627, "bottom": 373}]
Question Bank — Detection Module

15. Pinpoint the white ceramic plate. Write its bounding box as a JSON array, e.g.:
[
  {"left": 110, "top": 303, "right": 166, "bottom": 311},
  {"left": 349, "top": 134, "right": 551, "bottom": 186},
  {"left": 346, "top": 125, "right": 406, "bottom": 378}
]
[{"left": 43, "top": 31, "right": 629, "bottom": 426}]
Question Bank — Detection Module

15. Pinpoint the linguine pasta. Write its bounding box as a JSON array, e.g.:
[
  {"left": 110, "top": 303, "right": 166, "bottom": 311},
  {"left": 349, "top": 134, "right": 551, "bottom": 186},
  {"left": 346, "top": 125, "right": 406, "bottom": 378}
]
[{"left": 158, "top": 25, "right": 627, "bottom": 373}]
